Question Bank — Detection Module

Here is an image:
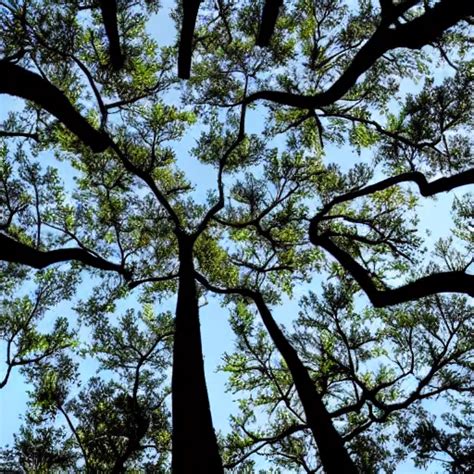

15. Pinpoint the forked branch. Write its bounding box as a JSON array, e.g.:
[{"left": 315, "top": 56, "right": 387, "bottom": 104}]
[{"left": 245, "top": 0, "right": 474, "bottom": 108}]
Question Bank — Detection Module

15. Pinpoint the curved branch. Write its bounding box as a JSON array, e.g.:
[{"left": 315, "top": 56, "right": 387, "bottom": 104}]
[
  {"left": 245, "top": 0, "right": 474, "bottom": 108},
  {"left": 314, "top": 168, "right": 474, "bottom": 225},
  {"left": 0, "top": 61, "right": 110, "bottom": 152},
  {"left": 308, "top": 168, "right": 474, "bottom": 304},
  {"left": 256, "top": 0, "right": 283, "bottom": 47},
  {"left": 98, "top": 0, "right": 124, "bottom": 70},
  {"left": 0, "top": 233, "right": 129, "bottom": 277},
  {"left": 309, "top": 233, "right": 474, "bottom": 306},
  {"left": 178, "top": 0, "right": 202, "bottom": 79}
]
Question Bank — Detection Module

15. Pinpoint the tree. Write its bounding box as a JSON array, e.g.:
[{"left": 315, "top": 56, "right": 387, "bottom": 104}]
[{"left": 0, "top": 0, "right": 472, "bottom": 472}]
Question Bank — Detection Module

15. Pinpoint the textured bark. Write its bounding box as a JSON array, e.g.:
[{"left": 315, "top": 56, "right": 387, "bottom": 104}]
[{"left": 171, "top": 238, "right": 223, "bottom": 473}]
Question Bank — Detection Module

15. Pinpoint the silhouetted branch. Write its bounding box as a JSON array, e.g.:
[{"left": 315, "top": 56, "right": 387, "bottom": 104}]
[
  {"left": 98, "top": 0, "right": 124, "bottom": 70},
  {"left": 307, "top": 167, "right": 474, "bottom": 305},
  {"left": 245, "top": 0, "right": 473, "bottom": 108},
  {"left": 178, "top": 0, "right": 202, "bottom": 79},
  {"left": 195, "top": 82, "right": 248, "bottom": 237},
  {"left": 128, "top": 273, "right": 178, "bottom": 289},
  {"left": 256, "top": 0, "right": 283, "bottom": 47},
  {"left": 0, "top": 233, "right": 129, "bottom": 277},
  {"left": 223, "top": 423, "right": 307, "bottom": 469},
  {"left": 309, "top": 233, "right": 474, "bottom": 306},
  {"left": 0, "top": 61, "right": 110, "bottom": 152},
  {"left": 313, "top": 168, "right": 474, "bottom": 225},
  {"left": 195, "top": 272, "right": 358, "bottom": 474},
  {"left": 0, "top": 130, "right": 39, "bottom": 141}
]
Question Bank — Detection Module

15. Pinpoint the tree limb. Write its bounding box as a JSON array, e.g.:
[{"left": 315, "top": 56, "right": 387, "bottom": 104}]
[
  {"left": 256, "top": 0, "right": 283, "bottom": 47},
  {"left": 195, "top": 272, "right": 358, "bottom": 474},
  {"left": 307, "top": 168, "right": 474, "bottom": 305},
  {"left": 178, "top": 0, "right": 202, "bottom": 79},
  {"left": 0, "top": 61, "right": 110, "bottom": 152},
  {"left": 313, "top": 168, "right": 474, "bottom": 225},
  {"left": 245, "top": 0, "right": 474, "bottom": 108},
  {"left": 98, "top": 0, "right": 124, "bottom": 70},
  {"left": 0, "top": 130, "right": 39, "bottom": 141},
  {"left": 0, "top": 233, "right": 129, "bottom": 277},
  {"left": 309, "top": 233, "right": 474, "bottom": 306}
]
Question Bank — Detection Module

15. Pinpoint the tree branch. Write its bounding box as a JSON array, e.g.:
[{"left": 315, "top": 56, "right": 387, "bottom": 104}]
[
  {"left": 256, "top": 0, "right": 283, "bottom": 47},
  {"left": 98, "top": 0, "right": 124, "bottom": 70},
  {"left": 195, "top": 272, "right": 358, "bottom": 474},
  {"left": 313, "top": 168, "right": 474, "bottom": 226},
  {"left": 194, "top": 85, "right": 248, "bottom": 237},
  {"left": 0, "top": 61, "right": 110, "bottom": 152},
  {"left": 0, "top": 233, "right": 129, "bottom": 277},
  {"left": 244, "top": 0, "right": 474, "bottom": 108},
  {"left": 309, "top": 233, "right": 474, "bottom": 306},
  {"left": 178, "top": 0, "right": 202, "bottom": 79},
  {"left": 223, "top": 423, "right": 307, "bottom": 469},
  {"left": 0, "top": 130, "right": 39, "bottom": 141}
]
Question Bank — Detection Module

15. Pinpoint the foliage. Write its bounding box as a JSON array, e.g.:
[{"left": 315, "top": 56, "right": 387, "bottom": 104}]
[{"left": 0, "top": 0, "right": 472, "bottom": 472}]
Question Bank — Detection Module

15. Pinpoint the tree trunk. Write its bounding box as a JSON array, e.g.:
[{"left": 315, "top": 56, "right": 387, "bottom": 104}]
[
  {"left": 171, "top": 238, "right": 223, "bottom": 473},
  {"left": 253, "top": 294, "right": 357, "bottom": 474}
]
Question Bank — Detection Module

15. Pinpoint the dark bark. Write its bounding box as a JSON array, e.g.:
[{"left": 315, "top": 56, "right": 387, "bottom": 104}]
[
  {"left": 309, "top": 168, "right": 474, "bottom": 306},
  {"left": 98, "top": 0, "right": 125, "bottom": 70},
  {"left": 252, "top": 292, "right": 358, "bottom": 474},
  {"left": 195, "top": 274, "right": 357, "bottom": 474},
  {"left": 313, "top": 168, "right": 474, "bottom": 225},
  {"left": 0, "top": 61, "right": 109, "bottom": 152},
  {"left": 245, "top": 0, "right": 474, "bottom": 108},
  {"left": 0, "top": 233, "right": 128, "bottom": 276},
  {"left": 171, "top": 237, "right": 223, "bottom": 473},
  {"left": 0, "top": 130, "right": 39, "bottom": 141},
  {"left": 309, "top": 232, "right": 474, "bottom": 306},
  {"left": 256, "top": 0, "right": 283, "bottom": 47},
  {"left": 177, "top": 0, "right": 202, "bottom": 79}
]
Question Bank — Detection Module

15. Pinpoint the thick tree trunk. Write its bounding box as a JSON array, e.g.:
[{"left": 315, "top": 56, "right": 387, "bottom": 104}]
[
  {"left": 253, "top": 294, "right": 357, "bottom": 474},
  {"left": 171, "top": 238, "right": 223, "bottom": 473}
]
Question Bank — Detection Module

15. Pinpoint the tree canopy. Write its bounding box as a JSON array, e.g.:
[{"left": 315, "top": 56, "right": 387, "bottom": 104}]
[{"left": 0, "top": 0, "right": 472, "bottom": 472}]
